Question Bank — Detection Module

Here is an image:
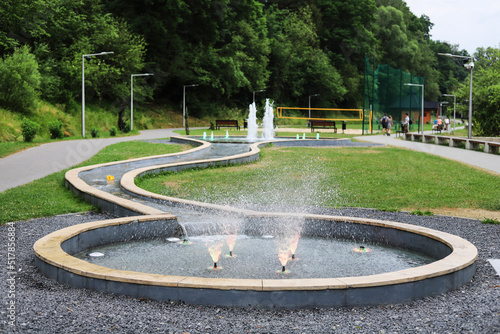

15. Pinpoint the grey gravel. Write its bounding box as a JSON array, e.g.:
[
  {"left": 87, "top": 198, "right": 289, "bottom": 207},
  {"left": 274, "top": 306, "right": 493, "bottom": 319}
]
[{"left": 1, "top": 209, "right": 499, "bottom": 333}]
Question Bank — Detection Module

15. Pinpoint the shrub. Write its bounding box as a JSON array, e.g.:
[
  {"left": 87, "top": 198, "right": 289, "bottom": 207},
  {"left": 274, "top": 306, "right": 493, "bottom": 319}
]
[
  {"left": 481, "top": 217, "right": 499, "bottom": 225},
  {"left": 48, "top": 120, "right": 64, "bottom": 139},
  {"left": 21, "top": 118, "right": 40, "bottom": 142},
  {"left": 90, "top": 128, "right": 99, "bottom": 138},
  {"left": 109, "top": 127, "right": 117, "bottom": 136},
  {"left": 123, "top": 123, "right": 131, "bottom": 133},
  {"left": 409, "top": 209, "right": 434, "bottom": 216}
]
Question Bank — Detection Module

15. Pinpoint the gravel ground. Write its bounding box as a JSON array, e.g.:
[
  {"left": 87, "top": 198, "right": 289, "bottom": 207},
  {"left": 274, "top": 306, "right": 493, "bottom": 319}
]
[{"left": 1, "top": 209, "right": 499, "bottom": 334}]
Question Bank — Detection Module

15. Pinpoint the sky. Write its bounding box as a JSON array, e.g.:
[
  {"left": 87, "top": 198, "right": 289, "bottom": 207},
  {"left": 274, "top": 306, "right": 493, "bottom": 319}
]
[{"left": 404, "top": 0, "right": 500, "bottom": 55}]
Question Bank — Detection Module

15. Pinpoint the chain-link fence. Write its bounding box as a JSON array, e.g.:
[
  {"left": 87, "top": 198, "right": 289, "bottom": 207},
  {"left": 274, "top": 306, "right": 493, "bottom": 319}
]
[{"left": 363, "top": 56, "right": 425, "bottom": 134}]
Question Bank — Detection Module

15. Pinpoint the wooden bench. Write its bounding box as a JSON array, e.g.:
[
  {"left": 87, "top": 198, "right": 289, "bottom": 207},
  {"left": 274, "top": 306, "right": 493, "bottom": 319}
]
[
  {"left": 485, "top": 141, "right": 500, "bottom": 154},
  {"left": 432, "top": 124, "right": 443, "bottom": 134},
  {"left": 467, "top": 139, "right": 486, "bottom": 151},
  {"left": 216, "top": 120, "right": 240, "bottom": 131},
  {"left": 449, "top": 137, "right": 467, "bottom": 148},
  {"left": 411, "top": 133, "right": 423, "bottom": 142},
  {"left": 310, "top": 120, "right": 336, "bottom": 133},
  {"left": 435, "top": 136, "right": 450, "bottom": 145},
  {"left": 422, "top": 134, "right": 436, "bottom": 143}
]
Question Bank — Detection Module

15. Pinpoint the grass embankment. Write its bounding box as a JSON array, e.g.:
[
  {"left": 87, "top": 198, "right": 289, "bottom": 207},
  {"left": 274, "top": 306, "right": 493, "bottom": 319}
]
[
  {"left": 137, "top": 146, "right": 500, "bottom": 218},
  {"left": 0, "top": 141, "right": 190, "bottom": 224},
  {"left": 0, "top": 100, "right": 209, "bottom": 144}
]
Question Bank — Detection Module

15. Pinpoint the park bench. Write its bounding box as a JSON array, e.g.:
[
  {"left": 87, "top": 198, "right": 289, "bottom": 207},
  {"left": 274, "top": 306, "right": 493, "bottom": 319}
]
[
  {"left": 216, "top": 120, "right": 240, "bottom": 131},
  {"left": 411, "top": 133, "right": 423, "bottom": 142},
  {"left": 485, "top": 141, "right": 500, "bottom": 154},
  {"left": 467, "top": 139, "right": 486, "bottom": 151},
  {"left": 435, "top": 136, "right": 450, "bottom": 145},
  {"left": 310, "top": 120, "right": 337, "bottom": 133},
  {"left": 422, "top": 134, "right": 436, "bottom": 143},
  {"left": 432, "top": 124, "right": 443, "bottom": 134},
  {"left": 449, "top": 137, "right": 467, "bottom": 148}
]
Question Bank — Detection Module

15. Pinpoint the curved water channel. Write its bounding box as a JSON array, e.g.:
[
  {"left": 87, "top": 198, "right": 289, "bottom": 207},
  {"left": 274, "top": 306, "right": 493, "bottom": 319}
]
[{"left": 34, "top": 136, "right": 478, "bottom": 307}]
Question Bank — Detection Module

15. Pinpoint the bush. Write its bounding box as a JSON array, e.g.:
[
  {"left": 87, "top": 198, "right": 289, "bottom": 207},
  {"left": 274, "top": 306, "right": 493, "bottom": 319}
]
[
  {"left": 90, "top": 128, "right": 99, "bottom": 138},
  {"left": 109, "top": 127, "right": 117, "bottom": 136},
  {"left": 21, "top": 118, "right": 40, "bottom": 142},
  {"left": 123, "top": 123, "right": 131, "bottom": 133},
  {"left": 48, "top": 120, "right": 64, "bottom": 139},
  {"left": 0, "top": 46, "right": 41, "bottom": 114}
]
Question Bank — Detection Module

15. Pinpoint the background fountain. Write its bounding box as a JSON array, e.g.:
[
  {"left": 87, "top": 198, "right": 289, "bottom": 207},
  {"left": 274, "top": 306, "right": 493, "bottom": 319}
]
[
  {"left": 246, "top": 98, "right": 274, "bottom": 141},
  {"left": 262, "top": 98, "right": 275, "bottom": 140},
  {"left": 247, "top": 102, "right": 258, "bottom": 142}
]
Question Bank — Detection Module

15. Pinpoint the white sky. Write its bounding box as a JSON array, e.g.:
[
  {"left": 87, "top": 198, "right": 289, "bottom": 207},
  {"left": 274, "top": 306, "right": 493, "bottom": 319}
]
[{"left": 404, "top": 0, "right": 500, "bottom": 55}]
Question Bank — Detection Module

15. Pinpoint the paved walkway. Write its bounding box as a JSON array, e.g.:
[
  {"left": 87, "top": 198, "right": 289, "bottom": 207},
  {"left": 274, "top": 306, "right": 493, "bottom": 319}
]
[
  {"left": 354, "top": 133, "right": 500, "bottom": 175},
  {"left": 0, "top": 129, "right": 179, "bottom": 192},
  {"left": 1, "top": 129, "right": 499, "bottom": 193}
]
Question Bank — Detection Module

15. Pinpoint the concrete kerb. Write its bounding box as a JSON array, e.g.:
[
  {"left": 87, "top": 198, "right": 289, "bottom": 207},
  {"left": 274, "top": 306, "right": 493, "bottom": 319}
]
[
  {"left": 38, "top": 135, "right": 479, "bottom": 307},
  {"left": 33, "top": 212, "right": 478, "bottom": 307}
]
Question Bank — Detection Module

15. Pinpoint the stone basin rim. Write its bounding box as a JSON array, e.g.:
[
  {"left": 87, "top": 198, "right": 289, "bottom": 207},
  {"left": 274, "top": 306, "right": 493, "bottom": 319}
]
[{"left": 33, "top": 213, "right": 478, "bottom": 291}]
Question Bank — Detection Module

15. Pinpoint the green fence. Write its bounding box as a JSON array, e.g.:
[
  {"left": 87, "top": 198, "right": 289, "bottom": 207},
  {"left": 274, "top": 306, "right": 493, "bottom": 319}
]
[{"left": 363, "top": 56, "right": 425, "bottom": 134}]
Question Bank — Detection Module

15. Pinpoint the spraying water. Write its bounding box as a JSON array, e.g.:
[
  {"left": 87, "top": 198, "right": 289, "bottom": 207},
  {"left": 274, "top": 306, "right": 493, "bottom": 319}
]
[
  {"left": 247, "top": 102, "right": 258, "bottom": 142},
  {"left": 262, "top": 99, "right": 275, "bottom": 140}
]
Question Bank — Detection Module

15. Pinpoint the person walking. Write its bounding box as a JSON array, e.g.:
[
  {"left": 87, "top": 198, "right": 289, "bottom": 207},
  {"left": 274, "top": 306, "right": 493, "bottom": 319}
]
[
  {"left": 386, "top": 115, "right": 393, "bottom": 136},
  {"left": 381, "top": 113, "right": 388, "bottom": 135},
  {"left": 403, "top": 113, "right": 410, "bottom": 133},
  {"left": 445, "top": 116, "right": 450, "bottom": 132}
]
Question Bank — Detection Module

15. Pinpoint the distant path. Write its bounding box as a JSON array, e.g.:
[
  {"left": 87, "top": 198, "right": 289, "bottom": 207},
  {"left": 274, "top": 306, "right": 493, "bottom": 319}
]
[
  {"left": 0, "top": 129, "right": 181, "bottom": 192},
  {"left": 2, "top": 128, "right": 499, "bottom": 193},
  {"left": 355, "top": 134, "right": 500, "bottom": 175}
]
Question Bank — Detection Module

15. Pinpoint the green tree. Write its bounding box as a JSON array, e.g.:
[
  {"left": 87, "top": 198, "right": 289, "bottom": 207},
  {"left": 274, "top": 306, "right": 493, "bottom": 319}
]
[
  {"left": 0, "top": 45, "right": 41, "bottom": 113},
  {"left": 266, "top": 6, "right": 346, "bottom": 107},
  {"left": 456, "top": 47, "right": 500, "bottom": 136}
]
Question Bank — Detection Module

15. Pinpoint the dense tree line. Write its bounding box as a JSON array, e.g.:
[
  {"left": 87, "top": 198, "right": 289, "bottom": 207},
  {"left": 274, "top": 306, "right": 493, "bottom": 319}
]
[{"left": 0, "top": 0, "right": 498, "bottom": 135}]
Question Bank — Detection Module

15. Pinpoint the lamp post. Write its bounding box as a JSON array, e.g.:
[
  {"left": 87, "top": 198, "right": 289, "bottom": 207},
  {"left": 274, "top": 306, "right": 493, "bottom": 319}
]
[
  {"left": 253, "top": 89, "right": 265, "bottom": 104},
  {"left": 442, "top": 94, "right": 456, "bottom": 133},
  {"left": 438, "top": 53, "right": 474, "bottom": 139},
  {"left": 82, "top": 51, "right": 114, "bottom": 138},
  {"left": 308, "top": 94, "right": 319, "bottom": 119},
  {"left": 183, "top": 84, "right": 199, "bottom": 128},
  {"left": 404, "top": 83, "right": 424, "bottom": 134},
  {"left": 131, "top": 73, "right": 154, "bottom": 131}
]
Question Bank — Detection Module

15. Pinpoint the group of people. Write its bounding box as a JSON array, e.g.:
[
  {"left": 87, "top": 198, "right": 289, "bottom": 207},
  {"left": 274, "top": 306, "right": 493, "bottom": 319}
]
[
  {"left": 381, "top": 113, "right": 451, "bottom": 135},
  {"left": 381, "top": 113, "right": 410, "bottom": 136},
  {"left": 433, "top": 117, "right": 451, "bottom": 131},
  {"left": 380, "top": 113, "right": 393, "bottom": 136}
]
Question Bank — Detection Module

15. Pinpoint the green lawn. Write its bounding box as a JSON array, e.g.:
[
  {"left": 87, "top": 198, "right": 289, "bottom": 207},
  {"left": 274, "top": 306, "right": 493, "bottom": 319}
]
[
  {"left": 137, "top": 146, "right": 500, "bottom": 212},
  {"left": 0, "top": 141, "right": 190, "bottom": 224}
]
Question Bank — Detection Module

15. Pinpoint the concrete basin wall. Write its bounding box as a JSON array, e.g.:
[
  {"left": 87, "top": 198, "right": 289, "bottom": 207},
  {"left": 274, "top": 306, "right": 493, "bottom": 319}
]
[{"left": 34, "top": 213, "right": 477, "bottom": 308}]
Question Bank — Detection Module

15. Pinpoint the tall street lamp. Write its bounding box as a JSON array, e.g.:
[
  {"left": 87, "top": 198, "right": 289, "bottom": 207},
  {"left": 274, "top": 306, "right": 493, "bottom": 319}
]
[
  {"left": 253, "top": 89, "right": 265, "bottom": 104},
  {"left": 131, "top": 73, "right": 154, "bottom": 131},
  {"left": 82, "top": 51, "right": 114, "bottom": 138},
  {"left": 183, "top": 84, "right": 199, "bottom": 128},
  {"left": 438, "top": 53, "right": 474, "bottom": 139},
  {"left": 308, "top": 94, "right": 319, "bottom": 119},
  {"left": 404, "top": 83, "right": 424, "bottom": 134},
  {"left": 442, "top": 94, "right": 456, "bottom": 133}
]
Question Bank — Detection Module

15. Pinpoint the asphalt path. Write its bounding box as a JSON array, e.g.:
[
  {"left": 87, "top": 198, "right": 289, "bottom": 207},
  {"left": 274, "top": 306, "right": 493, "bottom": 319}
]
[
  {"left": 1, "top": 128, "right": 499, "bottom": 193},
  {"left": 0, "top": 129, "right": 179, "bottom": 192},
  {"left": 354, "top": 134, "right": 500, "bottom": 175}
]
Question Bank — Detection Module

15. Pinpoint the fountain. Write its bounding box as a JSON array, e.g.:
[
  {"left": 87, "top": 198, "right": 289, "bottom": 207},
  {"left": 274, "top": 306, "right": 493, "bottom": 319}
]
[
  {"left": 34, "top": 136, "right": 478, "bottom": 308},
  {"left": 262, "top": 98, "right": 274, "bottom": 140},
  {"left": 247, "top": 102, "right": 258, "bottom": 142},
  {"left": 246, "top": 99, "right": 274, "bottom": 141}
]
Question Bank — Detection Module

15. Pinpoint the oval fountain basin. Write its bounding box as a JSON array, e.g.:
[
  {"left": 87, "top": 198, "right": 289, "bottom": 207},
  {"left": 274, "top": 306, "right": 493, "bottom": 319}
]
[
  {"left": 34, "top": 214, "right": 477, "bottom": 308},
  {"left": 77, "top": 235, "right": 434, "bottom": 279}
]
